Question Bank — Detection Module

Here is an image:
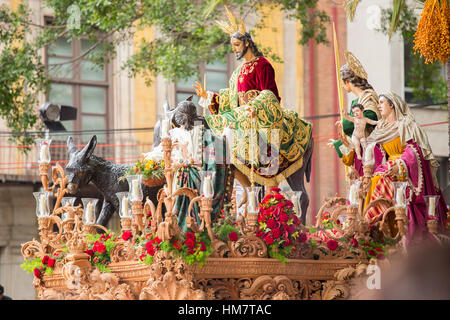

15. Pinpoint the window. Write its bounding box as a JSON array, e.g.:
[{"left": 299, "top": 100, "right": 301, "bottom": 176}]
[
  {"left": 46, "top": 34, "right": 110, "bottom": 146},
  {"left": 404, "top": 37, "right": 447, "bottom": 105},
  {"left": 175, "top": 57, "right": 231, "bottom": 114}
]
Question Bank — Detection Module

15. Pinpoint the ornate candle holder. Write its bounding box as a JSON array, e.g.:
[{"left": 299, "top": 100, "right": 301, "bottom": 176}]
[
  {"left": 424, "top": 195, "right": 440, "bottom": 234},
  {"left": 33, "top": 191, "right": 51, "bottom": 218},
  {"left": 126, "top": 175, "right": 144, "bottom": 233}
]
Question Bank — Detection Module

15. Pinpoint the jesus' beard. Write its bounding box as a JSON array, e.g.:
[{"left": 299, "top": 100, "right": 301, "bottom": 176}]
[{"left": 235, "top": 44, "right": 248, "bottom": 60}]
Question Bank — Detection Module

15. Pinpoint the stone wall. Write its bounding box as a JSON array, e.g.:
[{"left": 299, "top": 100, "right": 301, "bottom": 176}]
[{"left": 0, "top": 185, "right": 39, "bottom": 300}]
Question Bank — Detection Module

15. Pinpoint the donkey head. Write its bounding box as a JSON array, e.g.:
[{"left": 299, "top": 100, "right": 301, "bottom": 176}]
[{"left": 65, "top": 135, "right": 97, "bottom": 194}]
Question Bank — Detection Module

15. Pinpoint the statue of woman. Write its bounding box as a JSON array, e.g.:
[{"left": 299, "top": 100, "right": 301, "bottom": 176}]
[
  {"left": 363, "top": 92, "right": 447, "bottom": 246},
  {"left": 329, "top": 51, "right": 382, "bottom": 177}
]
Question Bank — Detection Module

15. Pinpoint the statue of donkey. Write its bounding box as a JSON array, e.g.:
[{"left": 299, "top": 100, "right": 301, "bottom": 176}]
[
  {"left": 65, "top": 135, "right": 161, "bottom": 227},
  {"left": 155, "top": 98, "right": 314, "bottom": 224}
]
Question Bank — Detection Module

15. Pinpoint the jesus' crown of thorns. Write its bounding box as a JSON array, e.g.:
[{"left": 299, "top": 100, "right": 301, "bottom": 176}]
[{"left": 216, "top": 6, "right": 246, "bottom": 35}]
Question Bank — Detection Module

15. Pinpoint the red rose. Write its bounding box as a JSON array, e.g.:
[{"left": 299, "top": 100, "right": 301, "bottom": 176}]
[
  {"left": 271, "top": 228, "right": 281, "bottom": 239},
  {"left": 274, "top": 194, "right": 284, "bottom": 201},
  {"left": 375, "top": 247, "right": 383, "bottom": 252},
  {"left": 153, "top": 237, "right": 162, "bottom": 245},
  {"left": 228, "top": 231, "right": 238, "bottom": 242},
  {"left": 299, "top": 233, "right": 307, "bottom": 243},
  {"left": 42, "top": 255, "right": 49, "bottom": 265},
  {"left": 351, "top": 238, "right": 359, "bottom": 248},
  {"left": 284, "top": 239, "right": 292, "bottom": 247},
  {"left": 173, "top": 240, "right": 183, "bottom": 250},
  {"left": 277, "top": 202, "right": 286, "bottom": 209},
  {"left": 368, "top": 249, "right": 376, "bottom": 256},
  {"left": 270, "top": 187, "right": 281, "bottom": 194},
  {"left": 264, "top": 235, "right": 274, "bottom": 245},
  {"left": 187, "top": 248, "right": 195, "bottom": 255},
  {"left": 279, "top": 213, "right": 289, "bottom": 222},
  {"left": 363, "top": 242, "right": 370, "bottom": 247},
  {"left": 266, "top": 219, "right": 277, "bottom": 229},
  {"left": 121, "top": 231, "right": 132, "bottom": 241},
  {"left": 93, "top": 241, "right": 106, "bottom": 254},
  {"left": 327, "top": 240, "right": 339, "bottom": 251},
  {"left": 145, "top": 241, "right": 154, "bottom": 254},
  {"left": 376, "top": 254, "right": 385, "bottom": 260},
  {"left": 292, "top": 215, "right": 300, "bottom": 225},
  {"left": 84, "top": 249, "right": 94, "bottom": 257},
  {"left": 33, "top": 268, "right": 41, "bottom": 278},
  {"left": 47, "top": 258, "right": 55, "bottom": 268},
  {"left": 185, "top": 238, "right": 196, "bottom": 249},
  {"left": 186, "top": 232, "right": 196, "bottom": 241},
  {"left": 263, "top": 194, "right": 274, "bottom": 202},
  {"left": 198, "top": 242, "right": 206, "bottom": 252}
]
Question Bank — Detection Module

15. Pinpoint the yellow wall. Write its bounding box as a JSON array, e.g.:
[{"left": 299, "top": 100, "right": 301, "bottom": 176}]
[
  {"left": 133, "top": 25, "right": 156, "bottom": 154},
  {"left": 253, "top": 5, "right": 284, "bottom": 108}
]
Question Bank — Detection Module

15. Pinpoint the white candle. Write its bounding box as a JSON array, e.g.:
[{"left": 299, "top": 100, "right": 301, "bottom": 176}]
[
  {"left": 39, "top": 194, "right": 47, "bottom": 217},
  {"left": 203, "top": 176, "right": 213, "bottom": 198},
  {"left": 396, "top": 187, "right": 405, "bottom": 207},
  {"left": 121, "top": 196, "right": 130, "bottom": 217},
  {"left": 40, "top": 143, "right": 50, "bottom": 163},
  {"left": 349, "top": 184, "right": 358, "bottom": 205},
  {"left": 247, "top": 191, "right": 255, "bottom": 212},
  {"left": 132, "top": 180, "right": 140, "bottom": 200},
  {"left": 161, "top": 119, "right": 170, "bottom": 138},
  {"left": 86, "top": 201, "right": 94, "bottom": 224},
  {"left": 428, "top": 197, "right": 436, "bottom": 217}
]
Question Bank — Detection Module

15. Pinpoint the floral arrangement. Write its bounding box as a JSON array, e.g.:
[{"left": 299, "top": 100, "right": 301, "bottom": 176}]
[
  {"left": 85, "top": 232, "right": 118, "bottom": 272},
  {"left": 138, "top": 230, "right": 213, "bottom": 267},
  {"left": 124, "top": 158, "right": 165, "bottom": 180},
  {"left": 212, "top": 209, "right": 240, "bottom": 243},
  {"left": 256, "top": 187, "right": 301, "bottom": 263},
  {"left": 21, "top": 249, "right": 68, "bottom": 279}
]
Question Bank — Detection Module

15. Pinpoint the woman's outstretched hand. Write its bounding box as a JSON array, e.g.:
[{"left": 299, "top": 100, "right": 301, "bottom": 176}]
[{"left": 193, "top": 82, "right": 207, "bottom": 99}]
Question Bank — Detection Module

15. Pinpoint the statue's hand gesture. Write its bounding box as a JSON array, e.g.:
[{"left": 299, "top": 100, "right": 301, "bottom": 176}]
[{"left": 193, "top": 81, "right": 207, "bottom": 99}]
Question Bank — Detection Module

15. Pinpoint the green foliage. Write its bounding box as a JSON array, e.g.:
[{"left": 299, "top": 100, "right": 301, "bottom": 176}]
[
  {"left": 21, "top": 257, "right": 54, "bottom": 276},
  {"left": 212, "top": 214, "right": 240, "bottom": 243},
  {"left": 0, "top": 0, "right": 331, "bottom": 148}
]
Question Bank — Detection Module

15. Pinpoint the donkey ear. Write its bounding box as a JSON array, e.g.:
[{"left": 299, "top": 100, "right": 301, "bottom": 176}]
[
  {"left": 67, "top": 136, "right": 77, "bottom": 155},
  {"left": 80, "top": 135, "right": 97, "bottom": 161}
]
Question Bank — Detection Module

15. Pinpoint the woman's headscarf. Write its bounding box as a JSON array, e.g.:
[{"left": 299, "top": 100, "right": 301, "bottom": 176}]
[{"left": 367, "top": 92, "right": 437, "bottom": 164}]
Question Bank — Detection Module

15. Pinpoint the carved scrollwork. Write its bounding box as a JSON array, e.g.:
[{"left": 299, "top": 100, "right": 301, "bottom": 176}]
[
  {"left": 240, "top": 275, "right": 300, "bottom": 300},
  {"left": 229, "top": 235, "right": 268, "bottom": 258}
]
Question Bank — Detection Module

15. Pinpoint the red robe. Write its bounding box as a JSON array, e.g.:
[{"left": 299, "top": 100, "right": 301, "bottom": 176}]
[{"left": 208, "top": 56, "right": 280, "bottom": 115}]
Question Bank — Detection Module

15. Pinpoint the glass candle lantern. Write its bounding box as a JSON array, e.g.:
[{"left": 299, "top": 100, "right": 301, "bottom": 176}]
[
  {"left": 36, "top": 138, "right": 52, "bottom": 164},
  {"left": 116, "top": 192, "right": 132, "bottom": 218},
  {"left": 199, "top": 171, "right": 216, "bottom": 198},
  {"left": 285, "top": 190, "right": 302, "bottom": 218},
  {"left": 126, "top": 175, "right": 143, "bottom": 202},
  {"left": 423, "top": 195, "right": 440, "bottom": 218},
  {"left": 245, "top": 186, "right": 262, "bottom": 215},
  {"left": 33, "top": 191, "right": 51, "bottom": 218},
  {"left": 348, "top": 180, "right": 361, "bottom": 208},
  {"left": 81, "top": 198, "right": 99, "bottom": 225},
  {"left": 363, "top": 142, "right": 376, "bottom": 167},
  {"left": 393, "top": 182, "right": 408, "bottom": 208},
  {"left": 161, "top": 119, "right": 170, "bottom": 139},
  {"left": 61, "top": 197, "right": 76, "bottom": 221}
]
